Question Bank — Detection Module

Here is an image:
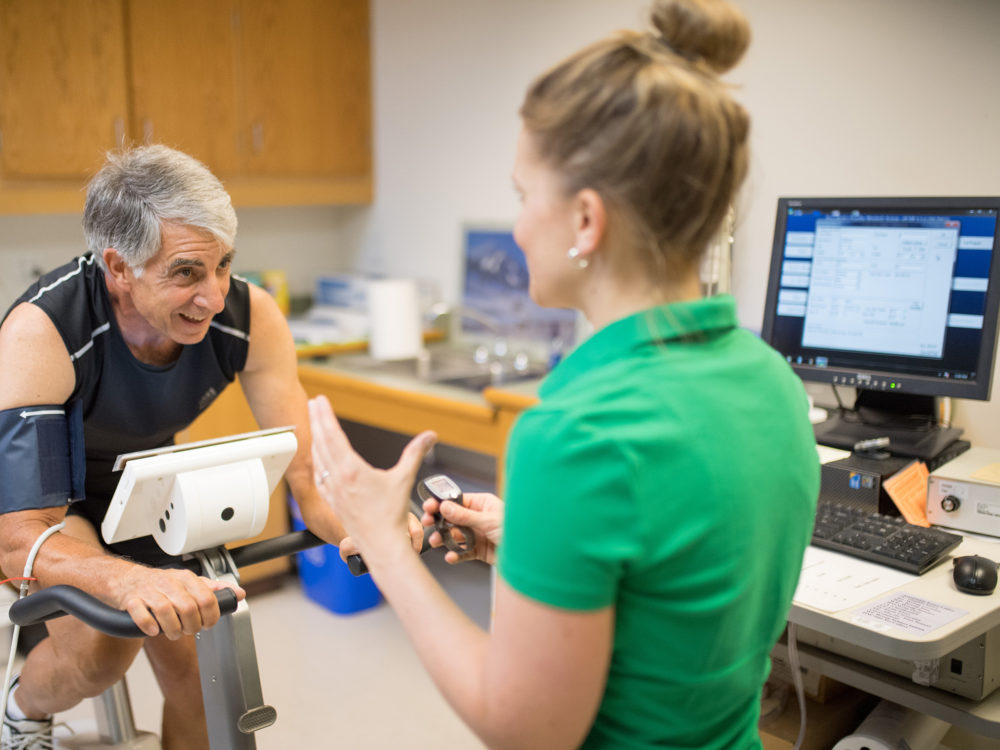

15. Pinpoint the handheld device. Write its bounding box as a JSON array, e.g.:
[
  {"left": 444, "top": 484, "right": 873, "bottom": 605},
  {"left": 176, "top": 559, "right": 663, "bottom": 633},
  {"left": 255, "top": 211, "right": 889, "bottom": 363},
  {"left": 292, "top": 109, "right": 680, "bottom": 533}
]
[
  {"left": 346, "top": 473, "right": 475, "bottom": 576},
  {"left": 416, "top": 474, "right": 476, "bottom": 556}
]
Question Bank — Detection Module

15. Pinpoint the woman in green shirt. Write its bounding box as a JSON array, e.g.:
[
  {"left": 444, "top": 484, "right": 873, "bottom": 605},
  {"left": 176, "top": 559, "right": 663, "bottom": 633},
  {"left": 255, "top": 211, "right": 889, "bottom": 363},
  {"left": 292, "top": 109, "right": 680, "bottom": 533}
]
[{"left": 310, "top": 0, "right": 819, "bottom": 746}]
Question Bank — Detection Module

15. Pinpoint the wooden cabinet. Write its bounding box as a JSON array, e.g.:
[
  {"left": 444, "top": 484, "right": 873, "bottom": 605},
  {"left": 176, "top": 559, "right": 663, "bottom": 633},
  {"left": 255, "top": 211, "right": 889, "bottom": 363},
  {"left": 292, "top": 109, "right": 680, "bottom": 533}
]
[
  {"left": 0, "top": 0, "right": 128, "bottom": 182},
  {"left": 126, "top": 1, "right": 244, "bottom": 178},
  {"left": 0, "top": 0, "right": 371, "bottom": 213}
]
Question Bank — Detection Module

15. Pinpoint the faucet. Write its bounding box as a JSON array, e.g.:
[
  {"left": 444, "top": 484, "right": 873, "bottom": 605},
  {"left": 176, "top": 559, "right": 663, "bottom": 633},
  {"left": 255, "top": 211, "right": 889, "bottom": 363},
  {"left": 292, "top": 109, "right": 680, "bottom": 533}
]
[
  {"left": 428, "top": 302, "right": 502, "bottom": 336},
  {"left": 426, "top": 303, "right": 533, "bottom": 382}
]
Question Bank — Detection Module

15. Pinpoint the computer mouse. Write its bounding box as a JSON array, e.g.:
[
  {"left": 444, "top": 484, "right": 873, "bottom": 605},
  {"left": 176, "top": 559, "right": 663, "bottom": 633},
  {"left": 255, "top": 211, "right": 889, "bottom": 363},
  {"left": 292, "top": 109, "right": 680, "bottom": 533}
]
[{"left": 952, "top": 555, "right": 999, "bottom": 595}]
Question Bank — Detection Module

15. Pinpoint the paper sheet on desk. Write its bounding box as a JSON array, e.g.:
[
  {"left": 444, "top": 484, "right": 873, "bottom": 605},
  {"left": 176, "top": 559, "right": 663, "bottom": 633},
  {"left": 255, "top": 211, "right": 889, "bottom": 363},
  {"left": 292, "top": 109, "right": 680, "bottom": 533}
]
[
  {"left": 793, "top": 547, "right": 915, "bottom": 613},
  {"left": 817, "top": 444, "right": 851, "bottom": 464}
]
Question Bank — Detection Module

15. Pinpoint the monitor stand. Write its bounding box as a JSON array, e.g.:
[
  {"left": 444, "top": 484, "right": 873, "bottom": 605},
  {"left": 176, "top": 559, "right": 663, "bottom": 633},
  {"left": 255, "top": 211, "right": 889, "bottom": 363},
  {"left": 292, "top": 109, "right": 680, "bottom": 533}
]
[{"left": 813, "top": 390, "right": 963, "bottom": 461}]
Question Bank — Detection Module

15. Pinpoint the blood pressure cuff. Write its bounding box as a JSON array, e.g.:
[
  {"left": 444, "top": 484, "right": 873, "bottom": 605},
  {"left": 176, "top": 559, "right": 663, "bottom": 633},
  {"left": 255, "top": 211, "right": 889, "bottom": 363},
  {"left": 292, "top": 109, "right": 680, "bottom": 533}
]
[{"left": 0, "top": 402, "right": 86, "bottom": 512}]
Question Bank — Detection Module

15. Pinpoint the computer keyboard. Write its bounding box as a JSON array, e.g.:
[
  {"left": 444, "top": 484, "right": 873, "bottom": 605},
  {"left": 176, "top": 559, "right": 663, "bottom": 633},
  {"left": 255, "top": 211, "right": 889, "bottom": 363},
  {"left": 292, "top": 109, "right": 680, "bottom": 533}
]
[{"left": 811, "top": 502, "right": 963, "bottom": 575}]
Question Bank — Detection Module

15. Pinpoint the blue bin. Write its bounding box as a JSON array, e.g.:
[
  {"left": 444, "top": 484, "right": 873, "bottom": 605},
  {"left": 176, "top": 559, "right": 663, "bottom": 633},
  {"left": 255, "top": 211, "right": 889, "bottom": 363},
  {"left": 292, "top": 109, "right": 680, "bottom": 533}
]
[{"left": 288, "top": 497, "right": 382, "bottom": 615}]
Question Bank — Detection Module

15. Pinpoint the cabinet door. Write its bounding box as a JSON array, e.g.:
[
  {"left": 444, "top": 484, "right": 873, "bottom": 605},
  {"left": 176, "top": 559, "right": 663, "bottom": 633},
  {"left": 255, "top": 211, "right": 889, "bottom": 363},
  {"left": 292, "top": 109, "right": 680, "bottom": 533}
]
[
  {"left": 239, "top": 0, "right": 371, "bottom": 178},
  {"left": 0, "top": 0, "right": 128, "bottom": 179},
  {"left": 126, "top": 0, "right": 243, "bottom": 176}
]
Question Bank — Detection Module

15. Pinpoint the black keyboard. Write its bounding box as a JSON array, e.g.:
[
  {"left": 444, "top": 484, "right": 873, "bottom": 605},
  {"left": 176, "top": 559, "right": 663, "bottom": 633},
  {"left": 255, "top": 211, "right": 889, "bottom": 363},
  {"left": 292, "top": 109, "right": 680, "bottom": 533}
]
[{"left": 811, "top": 502, "right": 963, "bottom": 575}]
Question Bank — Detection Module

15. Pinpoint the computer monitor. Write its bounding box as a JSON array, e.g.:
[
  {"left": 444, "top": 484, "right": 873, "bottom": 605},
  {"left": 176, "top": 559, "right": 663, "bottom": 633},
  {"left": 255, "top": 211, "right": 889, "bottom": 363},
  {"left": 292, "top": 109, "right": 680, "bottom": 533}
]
[{"left": 760, "top": 196, "right": 1000, "bottom": 459}]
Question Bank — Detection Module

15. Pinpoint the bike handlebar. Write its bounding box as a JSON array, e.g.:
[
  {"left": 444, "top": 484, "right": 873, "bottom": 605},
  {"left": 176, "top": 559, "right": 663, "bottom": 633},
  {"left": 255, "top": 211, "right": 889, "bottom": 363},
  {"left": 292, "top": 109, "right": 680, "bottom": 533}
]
[
  {"left": 7, "top": 530, "right": 328, "bottom": 637},
  {"left": 5, "top": 523, "right": 436, "bottom": 634},
  {"left": 7, "top": 585, "right": 240, "bottom": 638}
]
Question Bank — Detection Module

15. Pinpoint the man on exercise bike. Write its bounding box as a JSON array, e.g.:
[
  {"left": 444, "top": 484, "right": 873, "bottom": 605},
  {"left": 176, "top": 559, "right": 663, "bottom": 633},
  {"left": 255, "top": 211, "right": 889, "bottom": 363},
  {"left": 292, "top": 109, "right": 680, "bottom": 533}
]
[{"left": 0, "top": 145, "right": 357, "bottom": 750}]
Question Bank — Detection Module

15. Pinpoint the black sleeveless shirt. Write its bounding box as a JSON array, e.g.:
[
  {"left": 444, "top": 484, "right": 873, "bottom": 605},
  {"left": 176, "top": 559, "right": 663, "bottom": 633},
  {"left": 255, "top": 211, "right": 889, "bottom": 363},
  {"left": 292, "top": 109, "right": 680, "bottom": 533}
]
[{"left": 8, "top": 253, "right": 251, "bottom": 557}]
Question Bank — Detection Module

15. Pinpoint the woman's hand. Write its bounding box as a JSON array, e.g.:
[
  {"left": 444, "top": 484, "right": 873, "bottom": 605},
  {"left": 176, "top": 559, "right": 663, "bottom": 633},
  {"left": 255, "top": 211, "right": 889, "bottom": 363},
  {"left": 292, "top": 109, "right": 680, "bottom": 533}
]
[
  {"left": 308, "top": 395, "right": 436, "bottom": 571},
  {"left": 422, "top": 491, "right": 504, "bottom": 566}
]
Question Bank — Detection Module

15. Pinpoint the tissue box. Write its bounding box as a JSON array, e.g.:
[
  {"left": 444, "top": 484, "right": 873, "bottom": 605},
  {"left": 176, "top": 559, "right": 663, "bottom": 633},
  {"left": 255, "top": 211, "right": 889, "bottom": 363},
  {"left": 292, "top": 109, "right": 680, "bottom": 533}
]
[{"left": 314, "top": 274, "right": 369, "bottom": 309}]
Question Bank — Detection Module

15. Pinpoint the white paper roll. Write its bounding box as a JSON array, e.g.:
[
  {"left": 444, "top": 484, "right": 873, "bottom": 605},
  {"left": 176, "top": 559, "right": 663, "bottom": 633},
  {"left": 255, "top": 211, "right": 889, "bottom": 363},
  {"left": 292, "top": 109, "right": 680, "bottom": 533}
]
[
  {"left": 367, "top": 278, "right": 423, "bottom": 361},
  {"left": 832, "top": 700, "right": 949, "bottom": 750}
]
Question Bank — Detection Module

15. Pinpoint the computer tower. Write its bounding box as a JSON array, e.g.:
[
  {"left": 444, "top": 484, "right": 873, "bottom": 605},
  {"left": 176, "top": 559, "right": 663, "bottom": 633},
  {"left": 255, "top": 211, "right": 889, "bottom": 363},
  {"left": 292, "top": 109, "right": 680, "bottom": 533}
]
[
  {"left": 819, "top": 441, "right": 971, "bottom": 516},
  {"left": 819, "top": 454, "right": 913, "bottom": 515}
]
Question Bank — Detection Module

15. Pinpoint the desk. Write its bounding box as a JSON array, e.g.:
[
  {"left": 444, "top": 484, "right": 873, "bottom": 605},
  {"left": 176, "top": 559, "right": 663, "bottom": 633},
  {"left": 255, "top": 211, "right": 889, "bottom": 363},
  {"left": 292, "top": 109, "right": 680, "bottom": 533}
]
[{"left": 785, "top": 535, "right": 1000, "bottom": 738}]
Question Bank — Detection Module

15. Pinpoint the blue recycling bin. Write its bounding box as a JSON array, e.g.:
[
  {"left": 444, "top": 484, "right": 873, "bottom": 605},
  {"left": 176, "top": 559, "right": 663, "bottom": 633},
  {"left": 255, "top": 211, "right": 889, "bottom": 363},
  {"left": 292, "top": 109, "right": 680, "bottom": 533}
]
[{"left": 288, "top": 496, "right": 382, "bottom": 615}]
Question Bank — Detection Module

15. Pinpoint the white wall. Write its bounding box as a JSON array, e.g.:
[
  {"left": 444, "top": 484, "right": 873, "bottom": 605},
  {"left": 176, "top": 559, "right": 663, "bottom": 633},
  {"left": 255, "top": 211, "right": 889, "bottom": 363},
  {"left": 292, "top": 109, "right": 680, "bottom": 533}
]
[
  {"left": 356, "top": 0, "right": 650, "bottom": 294},
  {"left": 2, "top": 0, "right": 1000, "bottom": 444},
  {"left": 0, "top": 206, "right": 366, "bottom": 310},
  {"left": 735, "top": 0, "right": 1000, "bottom": 324}
]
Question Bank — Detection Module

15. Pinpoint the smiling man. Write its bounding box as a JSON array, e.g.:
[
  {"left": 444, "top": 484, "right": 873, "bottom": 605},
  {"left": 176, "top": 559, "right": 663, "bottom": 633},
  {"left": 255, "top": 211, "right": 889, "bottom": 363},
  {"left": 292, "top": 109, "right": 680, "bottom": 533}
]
[{"left": 0, "top": 145, "right": 348, "bottom": 750}]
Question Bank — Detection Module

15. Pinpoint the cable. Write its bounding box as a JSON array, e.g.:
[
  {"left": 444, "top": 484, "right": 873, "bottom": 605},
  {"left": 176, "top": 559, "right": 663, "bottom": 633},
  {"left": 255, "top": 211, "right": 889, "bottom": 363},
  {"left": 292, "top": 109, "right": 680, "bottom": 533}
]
[
  {"left": 830, "top": 383, "right": 847, "bottom": 415},
  {"left": 786, "top": 623, "right": 807, "bottom": 750},
  {"left": 1, "top": 522, "right": 65, "bottom": 725}
]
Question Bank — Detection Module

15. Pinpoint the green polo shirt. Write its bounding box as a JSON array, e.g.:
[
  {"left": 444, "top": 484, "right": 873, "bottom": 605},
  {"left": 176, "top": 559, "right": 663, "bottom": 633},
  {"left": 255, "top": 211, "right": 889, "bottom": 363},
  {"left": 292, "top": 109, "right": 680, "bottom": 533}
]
[{"left": 499, "top": 295, "right": 819, "bottom": 749}]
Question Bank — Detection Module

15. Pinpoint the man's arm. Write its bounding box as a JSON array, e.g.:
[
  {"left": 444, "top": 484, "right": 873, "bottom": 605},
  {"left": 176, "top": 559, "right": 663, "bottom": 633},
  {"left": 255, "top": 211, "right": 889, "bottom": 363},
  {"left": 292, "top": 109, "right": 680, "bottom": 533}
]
[
  {"left": 237, "top": 285, "right": 348, "bottom": 545},
  {"left": 0, "top": 303, "right": 238, "bottom": 638}
]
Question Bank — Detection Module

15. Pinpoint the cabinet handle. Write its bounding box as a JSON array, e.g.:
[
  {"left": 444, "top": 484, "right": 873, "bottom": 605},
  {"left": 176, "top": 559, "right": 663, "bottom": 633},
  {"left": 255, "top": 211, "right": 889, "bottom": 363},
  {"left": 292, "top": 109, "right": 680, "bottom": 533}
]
[
  {"left": 251, "top": 122, "right": 263, "bottom": 154},
  {"left": 143, "top": 119, "right": 153, "bottom": 145},
  {"left": 114, "top": 117, "right": 125, "bottom": 146}
]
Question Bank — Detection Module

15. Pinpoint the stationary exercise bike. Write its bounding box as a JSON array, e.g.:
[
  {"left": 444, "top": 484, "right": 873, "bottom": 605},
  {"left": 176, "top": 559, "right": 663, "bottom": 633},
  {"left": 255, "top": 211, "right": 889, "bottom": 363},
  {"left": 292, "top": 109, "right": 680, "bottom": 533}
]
[
  {"left": 6, "top": 428, "right": 326, "bottom": 750},
  {"left": 8, "top": 530, "right": 325, "bottom": 750}
]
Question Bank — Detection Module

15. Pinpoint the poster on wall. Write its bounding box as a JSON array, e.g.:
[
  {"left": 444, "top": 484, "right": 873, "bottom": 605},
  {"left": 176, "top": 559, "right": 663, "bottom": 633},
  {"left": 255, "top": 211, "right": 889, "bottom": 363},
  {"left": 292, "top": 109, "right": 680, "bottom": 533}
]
[{"left": 461, "top": 226, "right": 578, "bottom": 348}]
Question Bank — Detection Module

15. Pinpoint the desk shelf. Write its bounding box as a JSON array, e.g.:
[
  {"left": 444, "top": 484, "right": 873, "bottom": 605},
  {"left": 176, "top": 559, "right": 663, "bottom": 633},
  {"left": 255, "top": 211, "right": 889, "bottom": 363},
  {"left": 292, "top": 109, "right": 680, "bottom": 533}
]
[{"left": 773, "top": 640, "right": 1000, "bottom": 738}]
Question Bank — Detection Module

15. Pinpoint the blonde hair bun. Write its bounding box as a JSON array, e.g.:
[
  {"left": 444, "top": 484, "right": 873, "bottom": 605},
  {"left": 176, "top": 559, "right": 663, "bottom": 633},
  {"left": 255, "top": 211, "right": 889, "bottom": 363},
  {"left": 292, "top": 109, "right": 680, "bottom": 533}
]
[{"left": 651, "top": 0, "right": 750, "bottom": 74}]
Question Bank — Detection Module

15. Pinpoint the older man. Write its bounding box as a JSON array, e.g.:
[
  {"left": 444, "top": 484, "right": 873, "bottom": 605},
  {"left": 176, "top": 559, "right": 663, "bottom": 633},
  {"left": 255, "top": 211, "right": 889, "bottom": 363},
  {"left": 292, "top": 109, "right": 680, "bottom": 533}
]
[{"left": 0, "top": 145, "right": 347, "bottom": 749}]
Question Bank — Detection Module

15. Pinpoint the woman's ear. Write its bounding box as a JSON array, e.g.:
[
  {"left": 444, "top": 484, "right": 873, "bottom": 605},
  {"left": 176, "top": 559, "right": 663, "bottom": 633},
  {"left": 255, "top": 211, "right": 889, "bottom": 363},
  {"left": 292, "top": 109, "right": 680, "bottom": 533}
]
[{"left": 573, "top": 188, "right": 607, "bottom": 258}]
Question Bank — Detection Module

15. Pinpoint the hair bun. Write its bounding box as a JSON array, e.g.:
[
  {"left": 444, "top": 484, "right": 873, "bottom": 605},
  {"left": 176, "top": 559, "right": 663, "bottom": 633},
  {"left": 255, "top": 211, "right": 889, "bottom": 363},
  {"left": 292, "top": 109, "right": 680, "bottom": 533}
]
[{"left": 651, "top": 0, "right": 750, "bottom": 73}]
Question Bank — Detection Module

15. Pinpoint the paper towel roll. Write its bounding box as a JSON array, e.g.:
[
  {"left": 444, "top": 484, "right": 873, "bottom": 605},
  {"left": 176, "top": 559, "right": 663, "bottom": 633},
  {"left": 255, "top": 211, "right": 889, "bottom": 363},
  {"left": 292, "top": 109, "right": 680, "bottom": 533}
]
[
  {"left": 832, "top": 700, "right": 949, "bottom": 750},
  {"left": 367, "top": 278, "right": 423, "bottom": 361}
]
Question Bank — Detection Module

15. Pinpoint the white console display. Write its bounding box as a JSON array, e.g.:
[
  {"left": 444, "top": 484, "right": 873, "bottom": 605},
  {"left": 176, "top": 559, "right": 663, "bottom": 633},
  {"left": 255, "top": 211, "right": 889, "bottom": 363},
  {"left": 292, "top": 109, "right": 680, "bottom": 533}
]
[
  {"left": 928, "top": 446, "right": 1000, "bottom": 538},
  {"left": 102, "top": 427, "right": 297, "bottom": 556}
]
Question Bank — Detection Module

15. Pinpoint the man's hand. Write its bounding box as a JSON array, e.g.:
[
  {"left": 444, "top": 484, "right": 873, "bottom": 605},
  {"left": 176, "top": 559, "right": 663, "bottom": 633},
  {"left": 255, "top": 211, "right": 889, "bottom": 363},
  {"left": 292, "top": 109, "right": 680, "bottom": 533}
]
[
  {"left": 337, "top": 512, "right": 425, "bottom": 564},
  {"left": 116, "top": 566, "right": 245, "bottom": 639},
  {"left": 422, "top": 492, "right": 504, "bottom": 566}
]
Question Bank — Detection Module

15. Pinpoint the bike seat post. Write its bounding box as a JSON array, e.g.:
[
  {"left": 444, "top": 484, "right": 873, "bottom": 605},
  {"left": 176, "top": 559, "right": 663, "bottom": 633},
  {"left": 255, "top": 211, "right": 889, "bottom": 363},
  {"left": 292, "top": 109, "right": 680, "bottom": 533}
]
[
  {"left": 95, "top": 680, "right": 137, "bottom": 744},
  {"left": 193, "top": 547, "right": 276, "bottom": 750},
  {"left": 90, "top": 678, "right": 161, "bottom": 749}
]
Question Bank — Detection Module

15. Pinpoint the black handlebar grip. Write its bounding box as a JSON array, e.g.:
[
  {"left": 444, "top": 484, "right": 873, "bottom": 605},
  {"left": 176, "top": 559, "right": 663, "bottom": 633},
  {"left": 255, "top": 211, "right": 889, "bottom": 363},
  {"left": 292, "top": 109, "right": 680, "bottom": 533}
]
[
  {"left": 347, "top": 554, "right": 369, "bottom": 576},
  {"left": 8, "top": 585, "right": 240, "bottom": 638},
  {"left": 346, "top": 523, "right": 437, "bottom": 577}
]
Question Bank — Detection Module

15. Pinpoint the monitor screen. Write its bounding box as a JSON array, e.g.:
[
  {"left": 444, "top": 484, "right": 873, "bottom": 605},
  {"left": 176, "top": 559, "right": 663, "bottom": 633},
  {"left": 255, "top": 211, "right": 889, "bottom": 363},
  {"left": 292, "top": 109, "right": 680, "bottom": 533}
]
[
  {"left": 461, "top": 227, "right": 578, "bottom": 355},
  {"left": 761, "top": 197, "right": 1000, "bottom": 402}
]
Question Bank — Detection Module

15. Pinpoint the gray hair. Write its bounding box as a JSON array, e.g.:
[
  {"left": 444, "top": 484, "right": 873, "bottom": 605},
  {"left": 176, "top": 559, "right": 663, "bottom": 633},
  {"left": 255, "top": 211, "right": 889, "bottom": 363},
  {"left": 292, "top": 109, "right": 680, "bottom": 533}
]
[{"left": 83, "top": 144, "right": 238, "bottom": 274}]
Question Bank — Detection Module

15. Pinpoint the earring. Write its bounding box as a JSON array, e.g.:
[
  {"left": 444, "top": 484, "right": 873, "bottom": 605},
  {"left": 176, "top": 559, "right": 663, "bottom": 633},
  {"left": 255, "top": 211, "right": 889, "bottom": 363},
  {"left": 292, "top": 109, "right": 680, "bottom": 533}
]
[{"left": 567, "top": 246, "right": 590, "bottom": 269}]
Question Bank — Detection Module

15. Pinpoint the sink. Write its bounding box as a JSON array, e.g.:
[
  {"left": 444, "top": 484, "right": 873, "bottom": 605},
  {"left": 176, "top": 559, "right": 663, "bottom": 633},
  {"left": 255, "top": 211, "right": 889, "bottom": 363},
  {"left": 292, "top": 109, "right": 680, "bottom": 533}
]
[
  {"left": 433, "top": 369, "right": 545, "bottom": 391},
  {"left": 333, "top": 345, "right": 546, "bottom": 392}
]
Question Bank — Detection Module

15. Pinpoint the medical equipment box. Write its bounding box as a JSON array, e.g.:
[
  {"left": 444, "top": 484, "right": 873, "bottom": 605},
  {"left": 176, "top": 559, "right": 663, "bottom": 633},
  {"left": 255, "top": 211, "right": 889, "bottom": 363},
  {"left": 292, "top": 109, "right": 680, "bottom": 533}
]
[{"left": 927, "top": 446, "right": 1000, "bottom": 538}]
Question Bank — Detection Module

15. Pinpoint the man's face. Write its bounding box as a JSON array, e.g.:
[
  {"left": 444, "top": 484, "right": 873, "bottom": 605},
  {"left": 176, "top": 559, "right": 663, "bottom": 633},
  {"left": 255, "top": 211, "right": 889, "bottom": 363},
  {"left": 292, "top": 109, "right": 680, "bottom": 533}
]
[{"left": 125, "top": 222, "right": 234, "bottom": 345}]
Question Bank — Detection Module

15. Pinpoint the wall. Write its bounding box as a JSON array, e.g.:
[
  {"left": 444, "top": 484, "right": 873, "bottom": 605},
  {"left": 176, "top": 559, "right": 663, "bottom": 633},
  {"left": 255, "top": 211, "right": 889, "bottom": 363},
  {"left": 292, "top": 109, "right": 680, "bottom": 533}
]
[
  {"left": 360, "top": 0, "right": 1000, "bottom": 447},
  {"left": 734, "top": 0, "right": 1000, "bottom": 446},
  {"left": 1, "top": 0, "right": 999, "bottom": 445},
  {"left": 0, "top": 206, "right": 366, "bottom": 312}
]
